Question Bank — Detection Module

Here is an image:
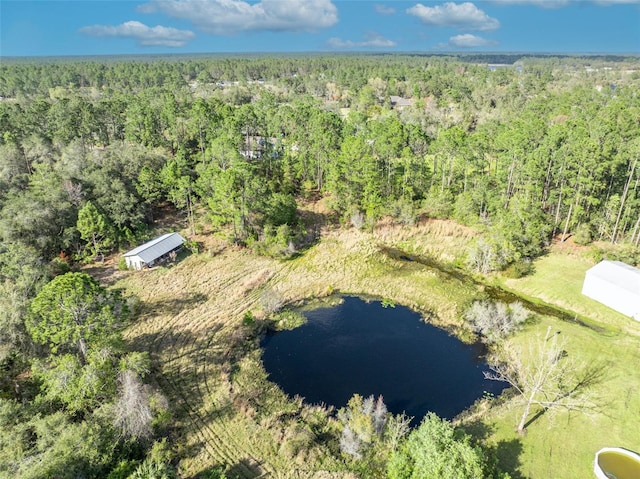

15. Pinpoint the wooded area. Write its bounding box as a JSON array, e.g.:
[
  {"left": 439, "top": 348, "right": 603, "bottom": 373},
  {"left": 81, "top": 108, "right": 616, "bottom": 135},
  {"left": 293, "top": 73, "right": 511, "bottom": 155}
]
[
  {"left": 1, "top": 55, "right": 639, "bottom": 265},
  {"left": 1, "top": 53, "right": 639, "bottom": 478}
]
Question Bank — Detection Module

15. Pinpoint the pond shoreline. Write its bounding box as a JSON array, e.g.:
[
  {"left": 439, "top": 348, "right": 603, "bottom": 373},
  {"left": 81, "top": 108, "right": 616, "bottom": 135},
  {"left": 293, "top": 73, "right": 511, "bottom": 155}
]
[
  {"left": 261, "top": 295, "right": 507, "bottom": 424},
  {"left": 380, "top": 246, "right": 608, "bottom": 333}
]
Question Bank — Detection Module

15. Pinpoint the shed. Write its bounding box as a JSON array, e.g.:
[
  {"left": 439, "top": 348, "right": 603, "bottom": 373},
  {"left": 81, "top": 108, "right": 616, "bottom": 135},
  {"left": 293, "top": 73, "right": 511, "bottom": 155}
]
[
  {"left": 389, "top": 96, "right": 414, "bottom": 109},
  {"left": 123, "top": 232, "right": 185, "bottom": 270},
  {"left": 582, "top": 260, "right": 640, "bottom": 320}
]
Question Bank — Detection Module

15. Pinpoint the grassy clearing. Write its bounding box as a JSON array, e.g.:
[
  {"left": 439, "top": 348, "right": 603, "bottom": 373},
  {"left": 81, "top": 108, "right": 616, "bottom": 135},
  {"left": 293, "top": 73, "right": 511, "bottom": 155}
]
[
  {"left": 374, "top": 217, "right": 476, "bottom": 264},
  {"left": 109, "top": 224, "right": 640, "bottom": 479},
  {"left": 483, "top": 316, "right": 640, "bottom": 479},
  {"left": 499, "top": 252, "right": 634, "bottom": 332},
  {"left": 483, "top": 247, "right": 640, "bottom": 478},
  {"left": 113, "top": 227, "right": 481, "bottom": 477}
]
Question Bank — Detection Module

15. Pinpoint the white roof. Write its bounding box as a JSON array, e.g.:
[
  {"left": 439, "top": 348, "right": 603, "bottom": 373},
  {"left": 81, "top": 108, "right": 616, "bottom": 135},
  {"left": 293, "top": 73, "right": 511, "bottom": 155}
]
[
  {"left": 123, "top": 233, "right": 185, "bottom": 264},
  {"left": 390, "top": 95, "right": 414, "bottom": 107},
  {"left": 586, "top": 260, "right": 640, "bottom": 295}
]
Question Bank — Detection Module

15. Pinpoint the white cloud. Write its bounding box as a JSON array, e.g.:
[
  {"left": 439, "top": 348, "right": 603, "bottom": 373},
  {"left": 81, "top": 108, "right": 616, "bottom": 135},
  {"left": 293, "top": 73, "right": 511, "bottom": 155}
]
[
  {"left": 138, "top": 0, "right": 338, "bottom": 35},
  {"left": 593, "top": 0, "right": 640, "bottom": 4},
  {"left": 448, "top": 33, "right": 498, "bottom": 47},
  {"left": 407, "top": 2, "right": 500, "bottom": 31},
  {"left": 375, "top": 4, "right": 396, "bottom": 14},
  {"left": 328, "top": 31, "right": 397, "bottom": 49},
  {"left": 491, "top": 0, "right": 640, "bottom": 7},
  {"left": 79, "top": 21, "right": 195, "bottom": 47},
  {"left": 489, "top": 0, "right": 569, "bottom": 7}
]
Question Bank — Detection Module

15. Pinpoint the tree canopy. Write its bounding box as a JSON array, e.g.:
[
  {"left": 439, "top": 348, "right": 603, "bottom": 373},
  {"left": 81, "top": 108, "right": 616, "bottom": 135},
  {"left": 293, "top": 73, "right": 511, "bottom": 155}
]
[
  {"left": 1, "top": 53, "right": 638, "bottom": 478},
  {"left": 28, "top": 272, "right": 128, "bottom": 359},
  {"left": 387, "top": 413, "right": 492, "bottom": 479}
]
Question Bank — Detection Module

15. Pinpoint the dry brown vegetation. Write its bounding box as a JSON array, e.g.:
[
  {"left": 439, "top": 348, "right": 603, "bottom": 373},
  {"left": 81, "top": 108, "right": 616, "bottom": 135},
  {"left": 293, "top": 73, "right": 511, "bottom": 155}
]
[
  {"left": 89, "top": 216, "right": 640, "bottom": 479},
  {"left": 109, "top": 225, "right": 478, "bottom": 477}
]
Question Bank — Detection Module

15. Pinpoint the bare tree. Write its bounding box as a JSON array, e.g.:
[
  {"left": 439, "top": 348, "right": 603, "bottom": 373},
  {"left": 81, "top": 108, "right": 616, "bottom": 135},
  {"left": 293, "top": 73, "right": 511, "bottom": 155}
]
[
  {"left": 466, "top": 238, "right": 496, "bottom": 274},
  {"left": 372, "top": 395, "right": 388, "bottom": 435},
  {"left": 339, "top": 425, "right": 363, "bottom": 459},
  {"left": 485, "top": 326, "right": 602, "bottom": 434},
  {"left": 383, "top": 412, "right": 412, "bottom": 452},
  {"left": 465, "top": 300, "right": 529, "bottom": 343},
  {"left": 114, "top": 369, "right": 167, "bottom": 439},
  {"left": 338, "top": 394, "right": 389, "bottom": 459},
  {"left": 466, "top": 238, "right": 511, "bottom": 274},
  {"left": 260, "top": 286, "right": 283, "bottom": 315}
]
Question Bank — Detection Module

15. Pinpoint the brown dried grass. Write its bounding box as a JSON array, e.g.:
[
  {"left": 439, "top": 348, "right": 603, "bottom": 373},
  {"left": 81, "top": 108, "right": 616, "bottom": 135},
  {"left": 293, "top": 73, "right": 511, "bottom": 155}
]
[{"left": 111, "top": 224, "right": 480, "bottom": 477}]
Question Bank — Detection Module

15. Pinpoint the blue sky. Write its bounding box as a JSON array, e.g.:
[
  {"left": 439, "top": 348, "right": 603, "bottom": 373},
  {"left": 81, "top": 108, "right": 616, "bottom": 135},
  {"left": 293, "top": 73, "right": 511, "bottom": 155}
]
[{"left": 1, "top": 1, "right": 639, "bottom": 57}]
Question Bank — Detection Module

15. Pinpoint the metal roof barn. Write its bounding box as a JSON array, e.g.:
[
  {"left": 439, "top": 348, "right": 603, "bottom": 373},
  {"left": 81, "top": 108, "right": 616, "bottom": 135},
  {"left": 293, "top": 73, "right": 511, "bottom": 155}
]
[
  {"left": 123, "top": 233, "right": 185, "bottom": 270},
  {"left": 582, "top": 260, "right": 640, "bottom": 320}
]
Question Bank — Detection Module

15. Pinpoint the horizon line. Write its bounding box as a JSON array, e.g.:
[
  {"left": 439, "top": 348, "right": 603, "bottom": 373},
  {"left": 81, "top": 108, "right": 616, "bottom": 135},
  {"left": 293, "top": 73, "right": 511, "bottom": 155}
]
[{"left": 2, "top": 50, "right": 639, "bottom": 61}]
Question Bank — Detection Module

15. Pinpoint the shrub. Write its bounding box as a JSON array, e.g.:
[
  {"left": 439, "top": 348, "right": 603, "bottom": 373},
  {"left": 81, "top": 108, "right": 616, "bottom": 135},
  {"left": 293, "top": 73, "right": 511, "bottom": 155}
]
[
  {"left": 128, "top": 458, "right": 177, "bottom": 479},
  {"left": 502, "top": 260, "right": 535, "bottom": 278},
  {"left": 350, "top": 211, "right": 365, "bottom": 230},
  {"left": 590, "top": 244, "right": 640, "bottom": 267},
  {"left": 117, "top": 256, "right": 128, "bottom": 271},
  {"left": 260, "top": 287, "right": 283, "bottom": 315},
  {"left": 242, "top": 311, "right": 255, "bottom": 327},
  {"left": 573, "top": 223, "right": 593, "bottom": 245},
  {"left": 421, "top": 190, "right": 453, "bottom": 219},
  {"left": 251, "top": 224, "right": 298, "bottom": 258},
  {"left": 465, "top": 300, "right": 530, "bottom": 343},
  {"left": 270, "top": 310, "right": 306, "bottom": 331},
  {"left": 50, "top": 255, "right": 71, "bottom": 276},
  {"left": 184, "top": 239, "right": 200, "bottom": 254},
  {"left": 106, "top": 460, "right": 140, "bottom": 479},
  {"left": 126, "top": 295, "right": 141, "bottom": 316},
  {"left": 387, "top": 413, "right": 491, "bottom": 479},
  {"left": 391, "top": 198, "right": 417, "bottom": 226},
  {"left": 197, "top": 467, "right": 227, "bottom": 479}
]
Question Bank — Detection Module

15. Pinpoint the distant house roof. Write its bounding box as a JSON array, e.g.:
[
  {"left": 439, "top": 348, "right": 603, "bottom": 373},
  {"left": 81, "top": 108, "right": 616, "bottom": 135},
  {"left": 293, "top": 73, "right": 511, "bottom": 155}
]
[
  {"left": 390, "top": 96, "right": 414, "bottom": 108},
  {"left": 582, "top": 260, "right": 640, "bottom": 320},
  {"left": 124, "top": 233, "right": 185, "bottom": 265}
]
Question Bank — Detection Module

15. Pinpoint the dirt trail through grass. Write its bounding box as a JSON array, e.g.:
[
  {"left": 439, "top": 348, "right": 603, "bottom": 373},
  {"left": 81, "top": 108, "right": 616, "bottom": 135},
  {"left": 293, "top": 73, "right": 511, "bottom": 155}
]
[{"left": 122, "top": 250, "right": 279, "bottom": 477}]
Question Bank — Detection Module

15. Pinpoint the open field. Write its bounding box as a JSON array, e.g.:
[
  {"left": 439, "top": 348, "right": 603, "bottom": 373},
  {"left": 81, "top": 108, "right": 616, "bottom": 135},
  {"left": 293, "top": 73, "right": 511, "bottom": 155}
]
[
  {"left": 114, "top": 226, "right": 480, "bottom": 477},
  {"left": 109, "top": 224, "right": 640, "bottom": 478},
  {"left": 500, "top": 250, "right": 634, "bottom": 332},
  {"left": 487, "top": 245, "right": 640, "bottom": 478}
]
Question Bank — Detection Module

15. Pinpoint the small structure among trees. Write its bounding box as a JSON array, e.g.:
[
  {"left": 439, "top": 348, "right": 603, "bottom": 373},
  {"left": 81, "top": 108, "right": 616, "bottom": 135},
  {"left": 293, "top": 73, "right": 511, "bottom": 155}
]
[
  {"left": 123, "top": 232, "right": 185, "bottom": 270},
  {"left": 582, "top": 260, "right": 640, "bottom": 320}
]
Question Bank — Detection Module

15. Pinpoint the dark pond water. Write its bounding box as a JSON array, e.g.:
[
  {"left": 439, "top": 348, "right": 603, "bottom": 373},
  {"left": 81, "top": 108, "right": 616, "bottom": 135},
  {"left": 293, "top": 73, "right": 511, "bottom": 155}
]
[{"left": 261, "top": 296, "right": 507, "bottom": 423}]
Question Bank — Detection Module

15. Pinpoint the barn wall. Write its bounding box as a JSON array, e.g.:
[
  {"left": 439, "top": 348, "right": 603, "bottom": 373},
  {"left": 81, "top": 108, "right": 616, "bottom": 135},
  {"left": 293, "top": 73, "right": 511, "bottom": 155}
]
[
  {"left": 125, "top": 256, "right": 143, "bottom": 270},
  {"left": 582, "top": 274, "right": 640, "bottom": 319}
]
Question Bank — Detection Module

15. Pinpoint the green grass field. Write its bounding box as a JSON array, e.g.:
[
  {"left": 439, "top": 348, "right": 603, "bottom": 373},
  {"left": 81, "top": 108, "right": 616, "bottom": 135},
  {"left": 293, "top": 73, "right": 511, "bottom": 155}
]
[
  {"left": 486, "top": 249, "right": 640, "bottom": 478},
  {"left": 482, "top": 315, "right": 640, "bottom": 478},
  {"left": 500, "top": 252, "right": 634, "bottom": 331}
]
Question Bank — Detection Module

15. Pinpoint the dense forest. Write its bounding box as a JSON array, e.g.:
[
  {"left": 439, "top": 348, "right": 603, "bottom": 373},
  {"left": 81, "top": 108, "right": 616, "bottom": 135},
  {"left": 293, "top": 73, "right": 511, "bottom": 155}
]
[
  {"left": 1, "top": 54, "right": 639, "bottom": 478},
  {"left": 2, "top": 55, "right": 639, "bottom": 265}
]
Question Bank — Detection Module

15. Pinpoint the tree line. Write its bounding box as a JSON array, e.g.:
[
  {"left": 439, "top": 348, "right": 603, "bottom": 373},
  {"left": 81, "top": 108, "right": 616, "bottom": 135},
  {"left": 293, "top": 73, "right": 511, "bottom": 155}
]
[{"left": 1, "top": 55, "right": 639, "bottom": 270}]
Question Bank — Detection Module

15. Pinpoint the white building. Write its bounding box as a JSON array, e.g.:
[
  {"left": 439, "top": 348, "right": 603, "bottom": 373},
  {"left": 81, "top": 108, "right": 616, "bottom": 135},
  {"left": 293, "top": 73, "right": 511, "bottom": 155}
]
[
  {"left": 389, "top": 95, "right": 414, "bottom": 109},
  {"left": 582, "top": 260, "right": 640, "bottom": 320},
  {"left": 123, "top": 232, "right": 185, "bottom": 270}
]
